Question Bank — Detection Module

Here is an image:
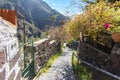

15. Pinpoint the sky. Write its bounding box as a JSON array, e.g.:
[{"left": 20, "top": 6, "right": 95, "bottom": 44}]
[{"left": 43, "top": 0, "right": 85, "bottom": 16}]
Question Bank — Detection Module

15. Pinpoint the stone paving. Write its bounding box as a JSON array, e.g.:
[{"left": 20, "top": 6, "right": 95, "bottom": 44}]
[{"left": 36, "top": 47, "right": 79, "bottom": 80}]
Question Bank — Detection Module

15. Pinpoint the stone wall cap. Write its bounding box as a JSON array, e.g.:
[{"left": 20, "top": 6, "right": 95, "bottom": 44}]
[
  {"left": 34, "top": 38, "right": 48, "bottom": 46},
  {"left": 50, "top": 40, "right": 56, "bottom": 44}
]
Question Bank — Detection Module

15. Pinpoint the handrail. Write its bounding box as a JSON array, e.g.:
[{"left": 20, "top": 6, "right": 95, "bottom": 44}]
[
  {"left": 79, "top": 59, "right": 120, "bottom": 80},
  {"left": 85, "top": 42, "right": 109, "bottom": 56},
  {"left": 72, "top": 52, "right": 120, "bottom": 80}
]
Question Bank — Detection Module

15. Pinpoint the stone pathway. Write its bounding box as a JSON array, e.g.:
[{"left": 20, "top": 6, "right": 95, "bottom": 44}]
[{"left": 36, "top": 47, "right": 79, "bottom": 80}]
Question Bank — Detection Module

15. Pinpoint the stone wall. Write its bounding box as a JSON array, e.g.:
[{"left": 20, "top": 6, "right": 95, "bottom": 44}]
[
  {"left": 34, "top": 38, "right": 61, "bottom": 73},
  {"left": 0, "top": 50, "right": 5, "bottom": 68},
  {"left": 80, "top": 63, "right": 118, "bottom": 80},
  {"left": 78, "top": 41, "right": 120, "bottom": 78},
  {"left": 0, "top": 68, "right": 5, "bottom": 80},
  {"left": 0, "top": 50, "right": 21, "bottom": 80}
]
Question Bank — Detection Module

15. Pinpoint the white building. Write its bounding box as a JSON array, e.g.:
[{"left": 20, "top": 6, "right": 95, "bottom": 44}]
[{"left": 0, "top": 17, "right": 21, "bottom": 80}]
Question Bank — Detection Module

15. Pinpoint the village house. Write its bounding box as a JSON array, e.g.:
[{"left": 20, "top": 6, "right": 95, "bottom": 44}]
[{"left": 0, "top": 9, "right": 21, "bottom": 80}]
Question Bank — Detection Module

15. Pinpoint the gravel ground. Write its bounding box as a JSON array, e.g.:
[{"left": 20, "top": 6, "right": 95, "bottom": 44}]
[{"left": 36, "top": 47, "right": 79, "bottom": 80}]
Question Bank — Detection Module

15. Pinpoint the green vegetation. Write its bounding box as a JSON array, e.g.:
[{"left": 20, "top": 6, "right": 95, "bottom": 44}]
[
  {"left": 72, "top": 51, "right": 78, "bottom": 72},
  {"left": 72, "top": 51, "right": 93, "bottom": 80},
  {"left": 67, "top": 40, "right": 74, "bottom": 45},
  {"left": 36, "top": 51, "right": 63, "bottom": 77},
  {"left": 63, "top": 0, "right": 120, "bottom": 42}
]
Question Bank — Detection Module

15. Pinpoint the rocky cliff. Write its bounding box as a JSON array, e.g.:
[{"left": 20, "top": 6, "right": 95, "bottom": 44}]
[{"left": 0, "top": 0, "right": 65, "bottom": 37}]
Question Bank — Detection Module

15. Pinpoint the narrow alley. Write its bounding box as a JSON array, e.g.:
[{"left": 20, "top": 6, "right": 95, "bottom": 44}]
[{"left": 36, "top": 47, "right": 79, "bottom": 80}]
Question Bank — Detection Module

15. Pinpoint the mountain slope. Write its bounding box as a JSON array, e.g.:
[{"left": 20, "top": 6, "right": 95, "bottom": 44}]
[{"left": 0, "top": 0, "right": 65, "bottom": 30}]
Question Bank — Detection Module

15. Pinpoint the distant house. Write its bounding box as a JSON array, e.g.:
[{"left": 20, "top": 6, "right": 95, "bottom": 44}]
[{"left": 0, "top": 10, "right": 21, "bottom": 80}]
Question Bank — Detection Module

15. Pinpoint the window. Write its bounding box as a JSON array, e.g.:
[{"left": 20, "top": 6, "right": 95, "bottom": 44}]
[{"left": 11, "top": 43, "right": 16, "bottom": 50}]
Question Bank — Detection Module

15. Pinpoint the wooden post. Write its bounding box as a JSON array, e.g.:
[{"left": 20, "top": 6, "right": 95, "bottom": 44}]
[
  {"left": 17, "top": 12, "right": 26, "bottom": 68},
  {"left": 23, "top": 17, "right": 26, "bottom": 68}
]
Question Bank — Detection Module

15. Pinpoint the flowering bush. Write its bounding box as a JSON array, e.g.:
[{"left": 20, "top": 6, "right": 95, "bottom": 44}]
[
  {"left": 105, "top": 8, "right": 120, "bottom": 33},
  {"left": 104, "top": 23, "right": 120, "bottom": 33},
  {"left": 63, "top": 1, "right": 120, "bottom": 40},
  {"left": 86, "top": 1, "right": 120, "bottom": 34}
]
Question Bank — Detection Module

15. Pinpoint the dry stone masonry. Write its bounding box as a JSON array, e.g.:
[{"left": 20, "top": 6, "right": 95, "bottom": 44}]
[
  {"left": 33, "top": 38, "right": 61, "bottom": 73},
  {"left": 78, "top": 40, "right": 120, "bottom": 80}
]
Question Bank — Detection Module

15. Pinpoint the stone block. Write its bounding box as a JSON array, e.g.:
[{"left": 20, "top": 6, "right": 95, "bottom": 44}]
[
  {"left": 15, "top": 70, "right": 21, "bottom": 80},
  {"left": 8, "top": 70, "right": 15, "bottom": 80},
  {"left": 9, "top": 52, "right": 19, "bottom": 70},
  {"left": 0, "top": 51, "right": 5, "bottom": 68},
  {"left": 33, "top": 39, "right": 61, "bottom": 73},
  {"left": 0, "top": 68, "right": 5, "bottom": 80},
  {"left": 108, "top": 54, "right": 119, "bottom": 68}
]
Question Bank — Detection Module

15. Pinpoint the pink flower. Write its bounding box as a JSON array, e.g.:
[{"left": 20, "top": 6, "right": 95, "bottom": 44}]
[
  {"left": 90, "top": 24, "right": 94, "bottom": 29},
  {"left": 104, "top": 23, "right": 110, "bottom": 29}
]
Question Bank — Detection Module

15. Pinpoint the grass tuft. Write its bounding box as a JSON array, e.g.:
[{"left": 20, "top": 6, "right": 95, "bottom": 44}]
[
  {"left": 72, "top": 51, "right": 93, "bottom": 80},
  {"left": 36, "top": 50, "right": 63, "bottom": 77}
]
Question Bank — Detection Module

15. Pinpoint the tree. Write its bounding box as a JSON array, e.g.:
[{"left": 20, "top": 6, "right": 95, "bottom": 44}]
[{"left": 48, "top": 15, "right": 58, "bottom": 26}]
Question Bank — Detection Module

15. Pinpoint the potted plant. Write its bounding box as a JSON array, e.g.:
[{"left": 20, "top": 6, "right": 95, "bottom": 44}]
[
  {"left": 112, "top": 32, "right": 120, "bottom": 42},
  {"left": 104, "top": 8, "right": 120, "bottom": 42},
  {"left": 111, "top": 26, "right": 120, "bottom": 42},
  {"left": 104, "top": 23, "right": 120, "bottom": 42}
]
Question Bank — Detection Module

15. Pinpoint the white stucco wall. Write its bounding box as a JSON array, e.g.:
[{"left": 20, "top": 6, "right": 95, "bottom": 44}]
[{"left": 0, "top": 17, "right": 21, "bottom": 80}]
